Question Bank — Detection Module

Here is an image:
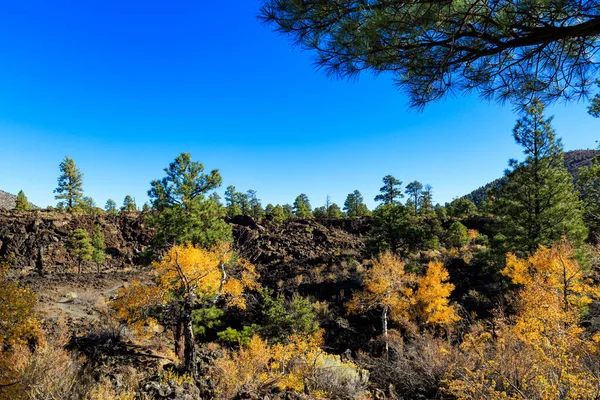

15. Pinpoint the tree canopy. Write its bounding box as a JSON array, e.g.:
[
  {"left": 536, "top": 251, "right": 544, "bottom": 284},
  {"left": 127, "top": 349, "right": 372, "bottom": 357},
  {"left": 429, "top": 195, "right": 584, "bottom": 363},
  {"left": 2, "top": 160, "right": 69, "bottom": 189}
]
[{"left": 261, "top": 0, "right": 600, "bottom": 107}]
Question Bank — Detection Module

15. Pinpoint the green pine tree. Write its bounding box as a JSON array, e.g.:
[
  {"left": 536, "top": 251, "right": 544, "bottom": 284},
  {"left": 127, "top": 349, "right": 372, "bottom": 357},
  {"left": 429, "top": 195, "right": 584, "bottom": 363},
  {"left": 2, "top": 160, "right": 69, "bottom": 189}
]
[
  {"left": 293, "top": 194, "right": 313, "bottom": 219},
  {"left": 272, "top": 204, "right": 286, "bottom": 224},
  {"left": 122, "top": 195, "right": 137, "bottom": 212},
  {"left": 146, "top": 153, "right": 231, "bottom": 251},
  {"left": 224, "top": 185, "right": 242, "bottom": 217},
  {"left": 92, "top": 224, "right": 106, "bottom": 272},
  {"left": 374, "top": 175, "right": 403, "bottom": 205},
  {"left": 326, "top": 203, "right": 343, "bottom": 218},
  {"left": 68, "top": 228, "right": 93, "bottom": 274},
  {"left": 105, "top": 199, "right": 118, "bottom": 215},
  {"left": 54, "top": 156, "right": 84, "bottom": 210},
  {"left": 405, "top": 181, "right": 424, "bottom": 215},
  {"left": 495, "top": 100, "right": 587, "bottom": 255},
  {"left": 14, "top": 190, "right": 29, "bottom": 211},
  {"left": 446, "top": 221, "right": 469, "bottom": 248},
  {"left": 344, "top": 190, "right": 369, "bottom": 217}
]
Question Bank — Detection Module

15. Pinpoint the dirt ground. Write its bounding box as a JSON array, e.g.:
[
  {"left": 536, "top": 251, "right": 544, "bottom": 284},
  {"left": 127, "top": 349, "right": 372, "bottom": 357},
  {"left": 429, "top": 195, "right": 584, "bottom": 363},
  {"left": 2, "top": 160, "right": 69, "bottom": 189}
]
[{"left": 17, "top": 268, "right": 153, "bottom": 326}]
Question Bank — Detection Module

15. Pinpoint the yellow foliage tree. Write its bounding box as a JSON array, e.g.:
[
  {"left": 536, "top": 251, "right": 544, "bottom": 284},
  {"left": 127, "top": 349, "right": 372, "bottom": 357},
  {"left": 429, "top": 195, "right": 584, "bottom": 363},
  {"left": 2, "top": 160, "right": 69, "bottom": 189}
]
[
  {"left": 347, "top": 252, "right": 458, "bottom": 352},
  {"left": 112, "top": 242, "right": 258, "bottom": 375},
  {"left": 0, "top": 259, "right": 39, "bottom": 394},
  {"left": 211, "top": 331, "right": 368, "bottom": 398},
  {"left": 446, "top": 241, "right": 600, "bottom": 399},
  {"left": 414, "top": 261, "right": 460, "bottom": 327}
]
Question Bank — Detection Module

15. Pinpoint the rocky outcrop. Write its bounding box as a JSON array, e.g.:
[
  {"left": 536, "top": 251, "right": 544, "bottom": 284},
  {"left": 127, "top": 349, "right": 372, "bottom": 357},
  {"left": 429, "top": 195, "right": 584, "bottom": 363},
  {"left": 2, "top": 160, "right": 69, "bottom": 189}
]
[
  {"left": 0, "top": 211, "right": 369, "bottom": 277},
  {"left": 232, "top": 215, "right": 368, "bottom": 287},
  {"left": 0, "top": 210, "right": 151, "bottom": 271}
]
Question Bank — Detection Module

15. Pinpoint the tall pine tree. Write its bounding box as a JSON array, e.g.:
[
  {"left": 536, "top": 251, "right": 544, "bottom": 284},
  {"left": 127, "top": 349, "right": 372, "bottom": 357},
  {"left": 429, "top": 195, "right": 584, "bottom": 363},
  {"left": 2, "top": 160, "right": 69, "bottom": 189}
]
[
  {"left": 54, "top": 156, "right": 84, "bottom": 210},
  {"left": 495, "top": 100, "right": 587, "bottom": 255},
  {"left": 14, "top": 190, "right": 29, "bottom": 211}
]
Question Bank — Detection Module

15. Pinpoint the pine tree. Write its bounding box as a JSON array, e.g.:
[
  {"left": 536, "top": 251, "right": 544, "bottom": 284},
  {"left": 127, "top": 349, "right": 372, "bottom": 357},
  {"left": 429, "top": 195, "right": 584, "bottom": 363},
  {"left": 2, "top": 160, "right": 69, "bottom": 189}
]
[
  {"left": 54, "top": 156, "right": 84, "bottom": 210},
  {"left": 419, "top": 185, "right": 435, "bottom": 217},
  {"left": 247, "top": 190, "right": 264, "bottom": 219},
  {"left": 313, "top": 206, "right": 327, "bottom": 218},
  {"left": 344, "top": 190, "right": 369, "bottom": 217},
  {"left": 105, "top": 199, "right": 117, "bottom": 214},
  {"left": 374, "top": 175, "right": 403, "bottom": 205},
  {"left": 446, "top": 221, "right": 469, "bottom": 249},
  {"left": 495, "top": 100, "right": 587, "bottom": 255},
  {"left": 282, "top": 204, "right": 294, "bottom": 220},
  {"left": 293, "top": 194, "right": 313, "bottom": 219},
  {"left": 92, "top": 224, "right": 106, "bottom": 272},
  {"left": 147, "top": 153, "right": 231, "bottom": 251},
  {"left": 14, "top": 190, "right": 29, "bottom": 211},
  {"left": 265, "top": 203, "right": 275, "bottom": 217},
  {"left": 272, "top": 204, "right": 286, "bottom": 224},
  {"left": 224, "top": 185, "right": 242, "bottom": 217},
  {"left": 68, "top": 228, "right": 93, "bottom": 274},
  {"left": 122, "top": 195, "right": 137, "bottom": 212},
  {"left": 577, "top": 155, "right": 600, "bottom": 238},
  {"left": 326, "top": 203, "right": 342, "bottom": 218},
  {"left": 405, "top": 181, "right": 423, "bottom": 215}
]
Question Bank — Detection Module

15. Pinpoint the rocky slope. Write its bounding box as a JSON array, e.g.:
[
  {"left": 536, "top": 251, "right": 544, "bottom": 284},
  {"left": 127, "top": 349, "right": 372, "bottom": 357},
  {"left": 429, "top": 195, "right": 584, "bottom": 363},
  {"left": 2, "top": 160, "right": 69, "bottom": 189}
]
[
  {"left": 0, "top": 210, "right": 368, "bottom": 278},
  {"left": 0, "top": 210, "right": 151, "bottom": 272},
  {"left": 0, "top": 189, "right": 37, "bottom": 210}
]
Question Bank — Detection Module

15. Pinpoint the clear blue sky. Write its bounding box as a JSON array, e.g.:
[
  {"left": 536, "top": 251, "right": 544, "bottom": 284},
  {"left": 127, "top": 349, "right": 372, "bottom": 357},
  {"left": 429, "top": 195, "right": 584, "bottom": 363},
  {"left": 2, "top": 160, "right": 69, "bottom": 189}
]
[{"left": 1, "top": 0, "right": 598, "bottom": 209}]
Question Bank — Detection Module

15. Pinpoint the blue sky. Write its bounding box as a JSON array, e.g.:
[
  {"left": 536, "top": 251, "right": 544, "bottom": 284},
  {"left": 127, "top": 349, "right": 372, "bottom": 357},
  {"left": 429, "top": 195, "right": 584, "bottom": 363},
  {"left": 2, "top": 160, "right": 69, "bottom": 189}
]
[{"left": 1, "top": 0, "right": 598, "bottom": 210}]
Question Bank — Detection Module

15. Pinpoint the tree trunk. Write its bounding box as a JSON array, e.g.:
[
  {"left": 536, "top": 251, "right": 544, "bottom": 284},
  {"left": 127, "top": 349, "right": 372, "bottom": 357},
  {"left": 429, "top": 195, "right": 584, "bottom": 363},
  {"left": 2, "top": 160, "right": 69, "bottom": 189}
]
[
  {"left": 382, "top": 306, "right": 389, "bottom": 355},
  {"left": 182, "top": 292, "right": 197, "bottom": 376},
  {"left": 173, "top": 321, "right": 185, "bottom": 362}
]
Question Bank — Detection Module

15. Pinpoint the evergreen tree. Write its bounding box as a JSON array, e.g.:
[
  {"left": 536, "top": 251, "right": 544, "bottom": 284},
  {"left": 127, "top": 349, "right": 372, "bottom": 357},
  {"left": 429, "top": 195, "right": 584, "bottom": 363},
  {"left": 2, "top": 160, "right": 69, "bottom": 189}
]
[
  {"left": 54, "top": 156, "right": 84, "bottom": 210},
  {"left": 344, "top": 190, "right": 369, "bottom": 217},
  {"left": 326, "top": 203, "right": 342, "bottom": 218},
  {"left": 247, "top": 190, "right": 265, "bottom": 219},
  {"left": 142, "top": 202, "right": 150, "bottom": 212},
  {"left": 14, "top": 190, "right": 29, "bottom": 211},
  {"left": 313, "top": 206, "right": 327, "bottom": 218},
  {"left": 369, "top": 203, "right": 410, "bottom": 255},
  {"left": 105, "top": 199, "right": 117, "bottom": 215},
  {"left": 80, "top": 196, "right": 96, "bottom": 215},
  {"left": 293, "top": 194, "right": 313, "bottom": 219},
  {"left": 419, "top": 185, "right": 435, "bottom": 217},
  {"left": 92, "top": 224, "right": 106, "bottom": 272},
  {"left": 265, "top": 204, "right": 275, "bottom": 217},
  {"left": 237, "top": 192, "right": 251, "bottom": 216},
  {"left": 448, "top": 198, "right": 477, "bottom": 218},
  {"left": 577, "top": 155, "right": 600, "bottom": 238},
  {"left": 495, "top": 100, "right": 587, "bottom": 255},
  {"left": 405, "top": 181, "right": 424, "bottom": 215},
  {"left": 225, "top": 185, "right": 242, "bottom": 217},
  {"left": 434, "top": 204, "right": 447, "bottom": 220},
  {"left": 282, "top": 204, "right": 294, "bottom": 220},
  {"left": 272, "top": 205, "right": 285, "bottom": 224},
  {"left": 374, "top": 175, "right": 403, "bottom": 205},
  {"left": 147, "top": 153, "right": 231, "bottom": 251},
  {"left": 122, "top": 195, "right": 137, "bottom": 212},
  {"left": 68, "top": 228, "right": 93, "bottom": 274},
  {"left": 446, "top": 221, "right": 469, "bottom": 248}
]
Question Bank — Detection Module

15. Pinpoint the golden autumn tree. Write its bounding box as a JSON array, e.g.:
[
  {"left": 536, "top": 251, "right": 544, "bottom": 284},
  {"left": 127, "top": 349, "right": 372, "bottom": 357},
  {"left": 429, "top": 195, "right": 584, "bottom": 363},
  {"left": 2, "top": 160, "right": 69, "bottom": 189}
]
[
  {"left": 446, "top": 241, "right": 600, "bottom": 399},
  {"left": 347, "top": 252, "right": 458, "bottom": 352},
  {"left": 413, "top": 261, "right": 460, "bottom": 328},
  {"left": 0, "top": 259, "right": 39, "bottom": 394},
  {"left": 211, "top": 331, "right": 368, "bottom": 398},
  {"left": 347, "top": 251, "right": 415, "bottom": 353},
  {"left": 112, "top": 242, "right": 258, "bottom": 375}
]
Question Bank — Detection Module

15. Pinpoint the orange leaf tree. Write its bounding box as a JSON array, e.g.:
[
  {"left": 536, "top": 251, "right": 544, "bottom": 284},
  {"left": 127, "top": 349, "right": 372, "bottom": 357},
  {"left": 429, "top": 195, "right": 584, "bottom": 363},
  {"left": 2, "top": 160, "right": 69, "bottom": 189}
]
[
  {"left": 347, "top": 251, "right": 458, "bottom": 352},
  {"left": 446, "top": 240, "right": 600, "bottom": 399},
  {"left": 112, "top": 242, "right": 258, "bottom": 375}
]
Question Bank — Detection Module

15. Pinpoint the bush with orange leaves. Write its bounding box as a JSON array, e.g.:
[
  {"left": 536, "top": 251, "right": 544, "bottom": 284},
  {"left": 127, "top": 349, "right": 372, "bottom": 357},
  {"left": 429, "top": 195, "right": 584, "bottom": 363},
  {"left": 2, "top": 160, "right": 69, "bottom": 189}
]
[
  {"left": 210, "top": 331, "right": 369, "bottom": 399},
  {"left": 445, "top": 240, "right": 600, "bottom": 399},
  {"left": 111, "top": 242, "right": 259, "bottom": 375}
]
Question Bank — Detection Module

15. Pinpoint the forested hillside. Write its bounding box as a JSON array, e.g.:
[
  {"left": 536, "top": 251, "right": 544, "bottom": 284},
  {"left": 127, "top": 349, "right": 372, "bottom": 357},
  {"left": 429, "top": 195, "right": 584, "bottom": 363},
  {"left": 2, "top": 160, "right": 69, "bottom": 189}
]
[{"left": 463, "top": 149, "right": 599, "bottom": 205}]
